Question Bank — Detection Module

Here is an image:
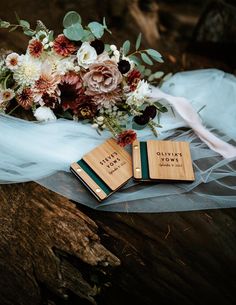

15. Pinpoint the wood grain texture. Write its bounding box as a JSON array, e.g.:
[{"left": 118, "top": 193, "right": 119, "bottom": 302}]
[
  {"left": 147, "top": 140, "right": 195, "bottom": 181},
  {"left": 132, "top": 140, "right": 142, "bottom": 179},
  {"left": 0, "top": 182, "right": 119, "bottom": 305},
  {"left": 83, "top": 139, "right": 132, "bottom": 191}
]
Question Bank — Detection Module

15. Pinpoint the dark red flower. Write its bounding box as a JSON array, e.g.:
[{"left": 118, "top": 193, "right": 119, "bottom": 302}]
[
  {"left": 28, "top": 39, "right": 43, "bottom": 58},
  {"left": 53, "top": 34, "right": 77, "bottom": 57},
  {"left": 127, "top": 69, "right": 141, "bottom": 91},
  {"left": 117, "top": 130, "right": 137, "bottom": 147},
  {"left": 76, "top": 100, "right": 98, "bottom": 119},
  {"left": 59, "top": 72, "right": 84, "bottom": 112}
]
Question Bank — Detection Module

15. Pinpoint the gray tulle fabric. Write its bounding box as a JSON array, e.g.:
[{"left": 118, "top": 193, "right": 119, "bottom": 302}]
[{"left": 0, "top": 69, "right": 236, "bottom": 212}]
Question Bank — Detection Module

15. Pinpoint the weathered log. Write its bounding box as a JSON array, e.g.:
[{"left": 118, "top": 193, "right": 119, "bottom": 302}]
[{"left": 0, "top": 182, "right": 119, "bottom": 305}]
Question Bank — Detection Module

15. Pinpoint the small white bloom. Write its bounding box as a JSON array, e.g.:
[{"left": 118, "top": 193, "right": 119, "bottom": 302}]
[
  {"left": 110, "top": 45, "right": 117, "bottom": 51},
  {"left": 34, "top": 106, "right": 57, "bottom": 122},
  {"left": 126, "top": 80, "right": 151, "bottom": 107},
  {"left": 35, "top": 30, "right": 48, "bottom": 40},
  {"left": 0, "top": 88, "right": 15, "bottom": 102},
  {"left": 5, "top": 53, "right": 22, "bottom": 70},
  {"left": 113, "top": 50, "right": 120, "bottom": 62},
  {"left": 77, "top": 42, "right": 97, "bottom": 69},
  {"left": 13, "top": 55, "right": 41, "bottom": 87},
  {"left": 44, "top": 44, "right": 49, "bottom": 50},
  {"left": 97, "top": 116, "right": 104, "bottom": 122},
  {"left": 42, "top": 37, "right": 48, "bottom": 45},
  {"left": 92, "top": 123, "right": 98, "bottom": 129},
  {"left": 49, "top": 42, "right": 54, "bottom": 47},
  {"left": 57, "top": 57, "right": 75, "bottom": 75}
]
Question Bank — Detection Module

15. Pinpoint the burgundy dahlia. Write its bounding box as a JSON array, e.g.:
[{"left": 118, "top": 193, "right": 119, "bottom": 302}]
[
  {"left": 58, "top": 72, "right": 84, "bottom": 112},
  {"left": 76, "top": 100, "right": 98, "bottom": 119},
  {"left": 117, "top": 130, "right": 137, "bottom": 147}
]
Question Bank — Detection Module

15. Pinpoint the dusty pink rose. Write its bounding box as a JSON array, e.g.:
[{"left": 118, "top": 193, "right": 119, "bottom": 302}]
[{"left": 83, "top": 60, "right": 122, "bottom": 95}]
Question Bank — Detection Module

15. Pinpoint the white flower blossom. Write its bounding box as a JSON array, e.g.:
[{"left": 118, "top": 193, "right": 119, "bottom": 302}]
[
  {"left": 5, "top": 52, "right": 22, "bottom": 70},
  {"left": 13, "top": 55, "right": 41, "bottom": 87},
  {"left": 0, "top": 89, "right": 15, "bottom": 103},
  {"left": 77, "top": 42, "right": 97, "bottom": 69},
  {"left": 126, "top": 80, "right": 151, "bottom": 107},
  {"left": 34, "top": 106, "right": 57, "bottom": 121}
]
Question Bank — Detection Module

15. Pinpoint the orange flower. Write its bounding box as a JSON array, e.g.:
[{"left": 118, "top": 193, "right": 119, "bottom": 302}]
[
  {"left": 53, "top": 34, "right": 77, "bottom": 57},
  {"left": 28, "top": 39, "right": 43, "bottom": 58},
  {"left": 16, "top": 88, "right": 34, "bottom": 110}
]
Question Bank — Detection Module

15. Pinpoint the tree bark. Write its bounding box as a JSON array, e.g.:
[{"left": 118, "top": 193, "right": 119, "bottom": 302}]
[{"left": 0, "top": 182, "right": 119, "bottom": 305}]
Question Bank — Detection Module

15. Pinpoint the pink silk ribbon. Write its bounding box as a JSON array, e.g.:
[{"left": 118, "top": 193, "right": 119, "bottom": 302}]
[{"left": 150, "top": 87, "right": 236, "bottom": 159}]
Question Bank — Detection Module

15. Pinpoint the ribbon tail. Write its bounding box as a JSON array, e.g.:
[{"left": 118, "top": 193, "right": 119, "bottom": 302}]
[{"left": 150, "top": 86, "right": 236, "bottom": 159}]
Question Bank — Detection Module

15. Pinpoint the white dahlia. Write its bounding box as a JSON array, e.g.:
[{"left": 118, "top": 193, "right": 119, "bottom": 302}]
[{"left": 13, "top": 55, "right": 41, "bottom": 87}]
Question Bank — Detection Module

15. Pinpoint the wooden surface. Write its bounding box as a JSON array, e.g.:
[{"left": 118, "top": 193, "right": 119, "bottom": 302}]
[
  {"left": 147, "top": 140, "right": 194, "bottom": 181},
  {"left": 132, "top": 140, "right": 142, "bottom": 179},
  {"left": 83, "top": 139, "right": 132, "bottom": 191}
]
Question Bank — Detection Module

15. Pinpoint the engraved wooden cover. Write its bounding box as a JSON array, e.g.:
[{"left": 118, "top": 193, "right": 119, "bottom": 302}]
[
  {"left": 147, "top": 140, "right": 195, "bottom": 181},
  {"left": 83, "top": 138, "right": 132, "bottom": 191}
]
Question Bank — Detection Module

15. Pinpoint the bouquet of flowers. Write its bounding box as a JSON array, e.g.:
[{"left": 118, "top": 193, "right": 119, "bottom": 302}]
[{"left": 0, "top": 11, "right": 167, "bottom": 146}]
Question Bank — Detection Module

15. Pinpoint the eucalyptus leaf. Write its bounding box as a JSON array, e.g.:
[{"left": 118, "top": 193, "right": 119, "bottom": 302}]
[
  {"left": 129, "top": 55, "right": 142, "bottom": 65},
  {"left": 146, "top": 48, "right": 162, "bottom": 58},
  {"left": 163, "top": 72, "right": 173, "bottom": 82},
  {"left": 141, "top": 53, "right": 153, "bottom": 65},
  {"left": 122, "top": 40, "right": 130, "bottom": 56},
  {"left": 0, "top": 20, "right": 10, "bottom": 28},
  {"left": 135, "top": 33, "right": 142, "bottom": 50},
  {"left": 63, "top": 23, "right": 84, "bottom": 41},
  {"left": 63, "top": 11, "right": 81, "bottom": 28},
  {"left": 154, "top": 101, "right": 168, "bottom": 113},
  {"left": 144, "top": 68, "right": 152, "bottom": 76},
  {"left": 24, "top": 29, "right": 36, "bottom": 36},
  {"left": 153, "top": 71, "right": 164, "bottom": 78},
  {"left": 105, "top": 44, "right": 111, "bottom": 52},
  {"left": 88, "top": 22, "right": 104, "bottom": 39},
  {"left": 19, "top": 20, "right": 30, "bottom": 29},
  {"left": 81, "top": 29, "right": 94, "bottom": 42},
  {"left": 103, "top": 17, "right": 112, "bottom": 34},
  {"left": 48, "top": 30, "right": 54, "bottom": 41}
]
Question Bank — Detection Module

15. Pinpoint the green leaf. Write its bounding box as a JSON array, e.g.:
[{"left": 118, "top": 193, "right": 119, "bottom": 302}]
[
  {"left": 144, "top": 68, "right": 152, "bottom": 76},
  {"left": 141, "top": 53, "right": 153, "bottom": 65},
  {"left": 63, "top": 23, "right": 84, "bottom": 41},
  {"left": 81, "top": 29, "right": 94, "bottom": 42},
  {"left": 24, "top": 29, "right": 36, "bottom": 36},
  {"left": 153, "top": 71, "right": 164, "bottom": 78},
  {"left": 63, "top": 11, "right": 81, "bottom": 28},
  {"left": 0, "top": 20, "right": 10, "bottom": 28},
  {"left": 146, "top": 49, "right": 163, "bottom": 63},
  {"left": 48, "top": 30, "right": 54, "bottom": 41},
  {"left": 154, "top": 101, "right": 168, "bottom": 113},
  {"left": 129, "top": 55, "right": 142, "bottom": 66},
  {"left": 163, "top": 72, "right": 173, "bottom": 82},
  {"left": 19, "top": 20, "right": 30, "bottom": 29},
  {"left": 105, "top": 44, "right": 111, "bottom": 52},
  {"left": 135, "top": 33, "right": 142, "bottom": 50},
  {"left": 122, "top": 40, "right": 130, "bottom": 56},
  {"left": 88, "top": 22, "right": 104, "bottom": 39}
]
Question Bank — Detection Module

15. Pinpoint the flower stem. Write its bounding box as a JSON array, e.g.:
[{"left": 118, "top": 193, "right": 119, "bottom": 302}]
[{"left": 7, "top": 104, "right": 20, "bottom": 115}]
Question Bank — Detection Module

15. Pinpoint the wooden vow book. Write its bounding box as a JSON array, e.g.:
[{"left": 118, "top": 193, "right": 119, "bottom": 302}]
[
  {"left": 132, "top": 140, "right": 195, "bottom": 182},
  {"left": 70, "top": 138, "right": 132, "bottom": 201}
]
